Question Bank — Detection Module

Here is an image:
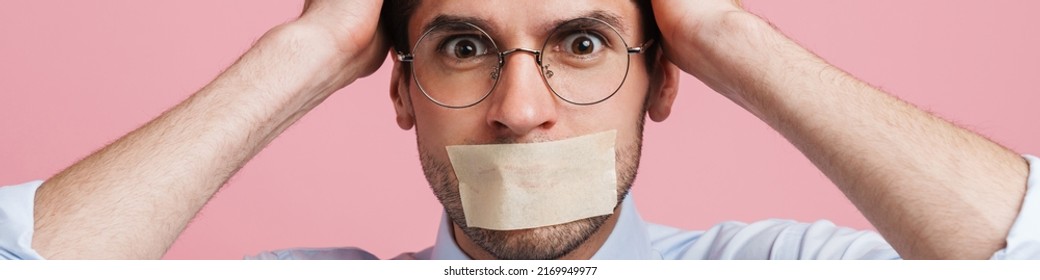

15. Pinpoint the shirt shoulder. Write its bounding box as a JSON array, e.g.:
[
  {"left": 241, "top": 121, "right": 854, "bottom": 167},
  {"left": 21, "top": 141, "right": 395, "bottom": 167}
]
[
  {"left": 245, "top": 247, "right": 380, "bottom": 260},
  {"left": 245, "top": 246, "right": 435, "bottom": 260},
  {"left": 0, "top": 180, "right": 46, "bottom": 260},
  {"left": 646, "top": 219, "right": 899, "bottom": 260}
]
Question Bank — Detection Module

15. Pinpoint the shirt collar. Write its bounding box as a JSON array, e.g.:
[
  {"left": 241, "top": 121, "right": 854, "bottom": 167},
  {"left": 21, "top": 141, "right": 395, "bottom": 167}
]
[{"left": 429, "top": 194, "right": 660, "bottom": 260}]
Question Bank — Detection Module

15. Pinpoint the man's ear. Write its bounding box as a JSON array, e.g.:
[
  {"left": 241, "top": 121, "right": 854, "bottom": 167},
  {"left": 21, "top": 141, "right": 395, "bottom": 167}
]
[
  {"left": 646, "top": 51, "right": 680, "bottom": 122},
  {"left": 389, "top": 60, "right": 415, "bottom": 130}
]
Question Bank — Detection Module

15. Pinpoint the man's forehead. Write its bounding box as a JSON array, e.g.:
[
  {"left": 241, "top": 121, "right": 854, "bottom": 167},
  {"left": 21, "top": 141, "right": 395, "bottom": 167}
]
[{"left": 408, "top": 0, "right": 642, "bottom": 41}]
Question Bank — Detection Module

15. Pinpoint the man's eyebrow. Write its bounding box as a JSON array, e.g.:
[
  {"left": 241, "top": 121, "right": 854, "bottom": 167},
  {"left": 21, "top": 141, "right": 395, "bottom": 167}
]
[
  {"left": 422, "top": 15, "right": 495, "bottom": 35},
  {"left": 542, "top": 10, "right": 628, "bottom": 35},
  {"left": 420, "top": 10, "right": 629, "bottom": 38}
]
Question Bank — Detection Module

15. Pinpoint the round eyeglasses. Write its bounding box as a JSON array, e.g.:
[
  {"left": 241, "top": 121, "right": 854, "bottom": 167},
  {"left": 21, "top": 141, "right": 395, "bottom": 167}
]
[{"left": 396, "top": 17, "right": 654, "bottom": 109}]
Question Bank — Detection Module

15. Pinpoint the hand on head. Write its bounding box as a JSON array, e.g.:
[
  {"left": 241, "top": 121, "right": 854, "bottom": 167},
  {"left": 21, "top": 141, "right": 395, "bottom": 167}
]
[
  {"left": 651, "top": 0, "right": 749, "bottom": 96},
  {"left": 295, "top": 0, "right": 391, "bottom": 86}
]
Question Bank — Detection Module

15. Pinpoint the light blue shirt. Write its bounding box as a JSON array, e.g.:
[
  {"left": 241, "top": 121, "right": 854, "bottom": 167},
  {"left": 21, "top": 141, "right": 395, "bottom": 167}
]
[{"left": 4, "top": 155, "right": 1040, "bottom": 260}]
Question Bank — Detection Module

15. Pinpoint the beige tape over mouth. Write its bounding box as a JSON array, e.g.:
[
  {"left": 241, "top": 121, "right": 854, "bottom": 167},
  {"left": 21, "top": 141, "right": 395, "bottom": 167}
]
[{"left": 446, "top": 130, "right": 618, "bottom": 231}]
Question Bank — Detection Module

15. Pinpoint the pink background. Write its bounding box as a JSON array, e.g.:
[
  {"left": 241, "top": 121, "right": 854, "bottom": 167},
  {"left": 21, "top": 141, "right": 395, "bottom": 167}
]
[{"left": 2, "top": 1, "right": 1038, "bottom": 259}]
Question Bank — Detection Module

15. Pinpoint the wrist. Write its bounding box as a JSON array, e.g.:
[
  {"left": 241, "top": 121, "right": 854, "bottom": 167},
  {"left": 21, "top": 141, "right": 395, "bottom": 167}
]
[
  {"left": 260, "top": 22, "right": 357, "bottom": 89},
  {"left": 243, "top": 21, "right": 361, "bottom": 102},
  {"left": 685, "top": 10, "right": 766, "bottom": 83},
  {"left": 688, "top": 11, "right": 797, "bottom": 108},
  {"left": 693, "top": 11, "right": 842, "bottom": 122},
  {"left": 197, "top": 22, "right": 354, "bottom": 123},
  {"left": 286, "top": 14, "right": 387, "bottom": 80}
]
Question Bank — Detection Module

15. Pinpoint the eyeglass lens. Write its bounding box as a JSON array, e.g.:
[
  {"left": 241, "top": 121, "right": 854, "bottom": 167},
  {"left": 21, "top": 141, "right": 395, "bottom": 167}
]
[{"left": 410, "top": 18, "right": 631, "bottom": 108}]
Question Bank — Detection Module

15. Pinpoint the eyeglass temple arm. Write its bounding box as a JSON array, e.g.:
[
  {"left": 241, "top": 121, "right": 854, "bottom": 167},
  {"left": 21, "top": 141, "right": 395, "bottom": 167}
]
[{"left": 627, "top": 39, "right": 656, "bottom": 54}]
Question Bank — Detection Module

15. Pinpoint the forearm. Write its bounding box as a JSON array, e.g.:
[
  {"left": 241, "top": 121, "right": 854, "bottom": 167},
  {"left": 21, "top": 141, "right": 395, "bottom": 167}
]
[
  {"left": 32, "top": 23, "right": 352, "bottom": 259},
  {"left": 696, "top": 12, "right": 1028, "bottom": 259}
]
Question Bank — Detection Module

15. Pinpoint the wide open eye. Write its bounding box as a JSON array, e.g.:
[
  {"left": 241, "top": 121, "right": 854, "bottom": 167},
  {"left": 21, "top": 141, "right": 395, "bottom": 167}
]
[
  {"left": 560, "top": 32, "right": 605, "bottom": 56},
  {"left": 441, "top": 35, "right": 490, "bottom": 59}
]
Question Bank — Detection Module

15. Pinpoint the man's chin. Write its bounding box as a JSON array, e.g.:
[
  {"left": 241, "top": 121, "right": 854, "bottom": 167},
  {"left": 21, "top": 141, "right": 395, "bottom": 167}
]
[{"left": 458, "top": 215, "right": 610, "bottom": 260}]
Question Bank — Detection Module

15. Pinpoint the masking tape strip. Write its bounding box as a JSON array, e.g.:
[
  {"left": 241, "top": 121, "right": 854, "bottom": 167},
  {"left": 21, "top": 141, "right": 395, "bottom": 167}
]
[{"left": 446, "top": 130, "right": 618, "bottom": 230}]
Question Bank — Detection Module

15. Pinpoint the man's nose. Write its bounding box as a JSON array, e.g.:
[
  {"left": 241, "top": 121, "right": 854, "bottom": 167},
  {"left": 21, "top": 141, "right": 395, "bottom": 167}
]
[{"left": 484, "top": 49, "right": 559, "bottom": 137}]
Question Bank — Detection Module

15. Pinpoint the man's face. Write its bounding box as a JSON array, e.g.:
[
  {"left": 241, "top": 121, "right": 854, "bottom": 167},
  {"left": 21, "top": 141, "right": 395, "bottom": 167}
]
[{"left": 389, "top": 0, "right": 672, "bottom": 259}]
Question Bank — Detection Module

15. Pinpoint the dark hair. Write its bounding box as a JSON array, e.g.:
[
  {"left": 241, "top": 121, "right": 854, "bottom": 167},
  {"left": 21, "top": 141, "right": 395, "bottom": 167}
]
[{"left": 380, "top": 0, "right": 660, "bottom": 69}]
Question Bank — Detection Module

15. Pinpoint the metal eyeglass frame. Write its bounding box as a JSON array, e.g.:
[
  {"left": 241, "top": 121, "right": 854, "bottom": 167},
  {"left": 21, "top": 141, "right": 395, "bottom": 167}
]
[{"left": 396, "top": 17, "right": 655, "bottom": 109}]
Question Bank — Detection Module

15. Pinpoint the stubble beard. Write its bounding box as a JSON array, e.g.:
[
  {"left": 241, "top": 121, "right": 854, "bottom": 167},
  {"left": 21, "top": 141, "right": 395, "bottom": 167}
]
[{"left": 417, "top": 118, "right": 645, "bottom": 260}]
